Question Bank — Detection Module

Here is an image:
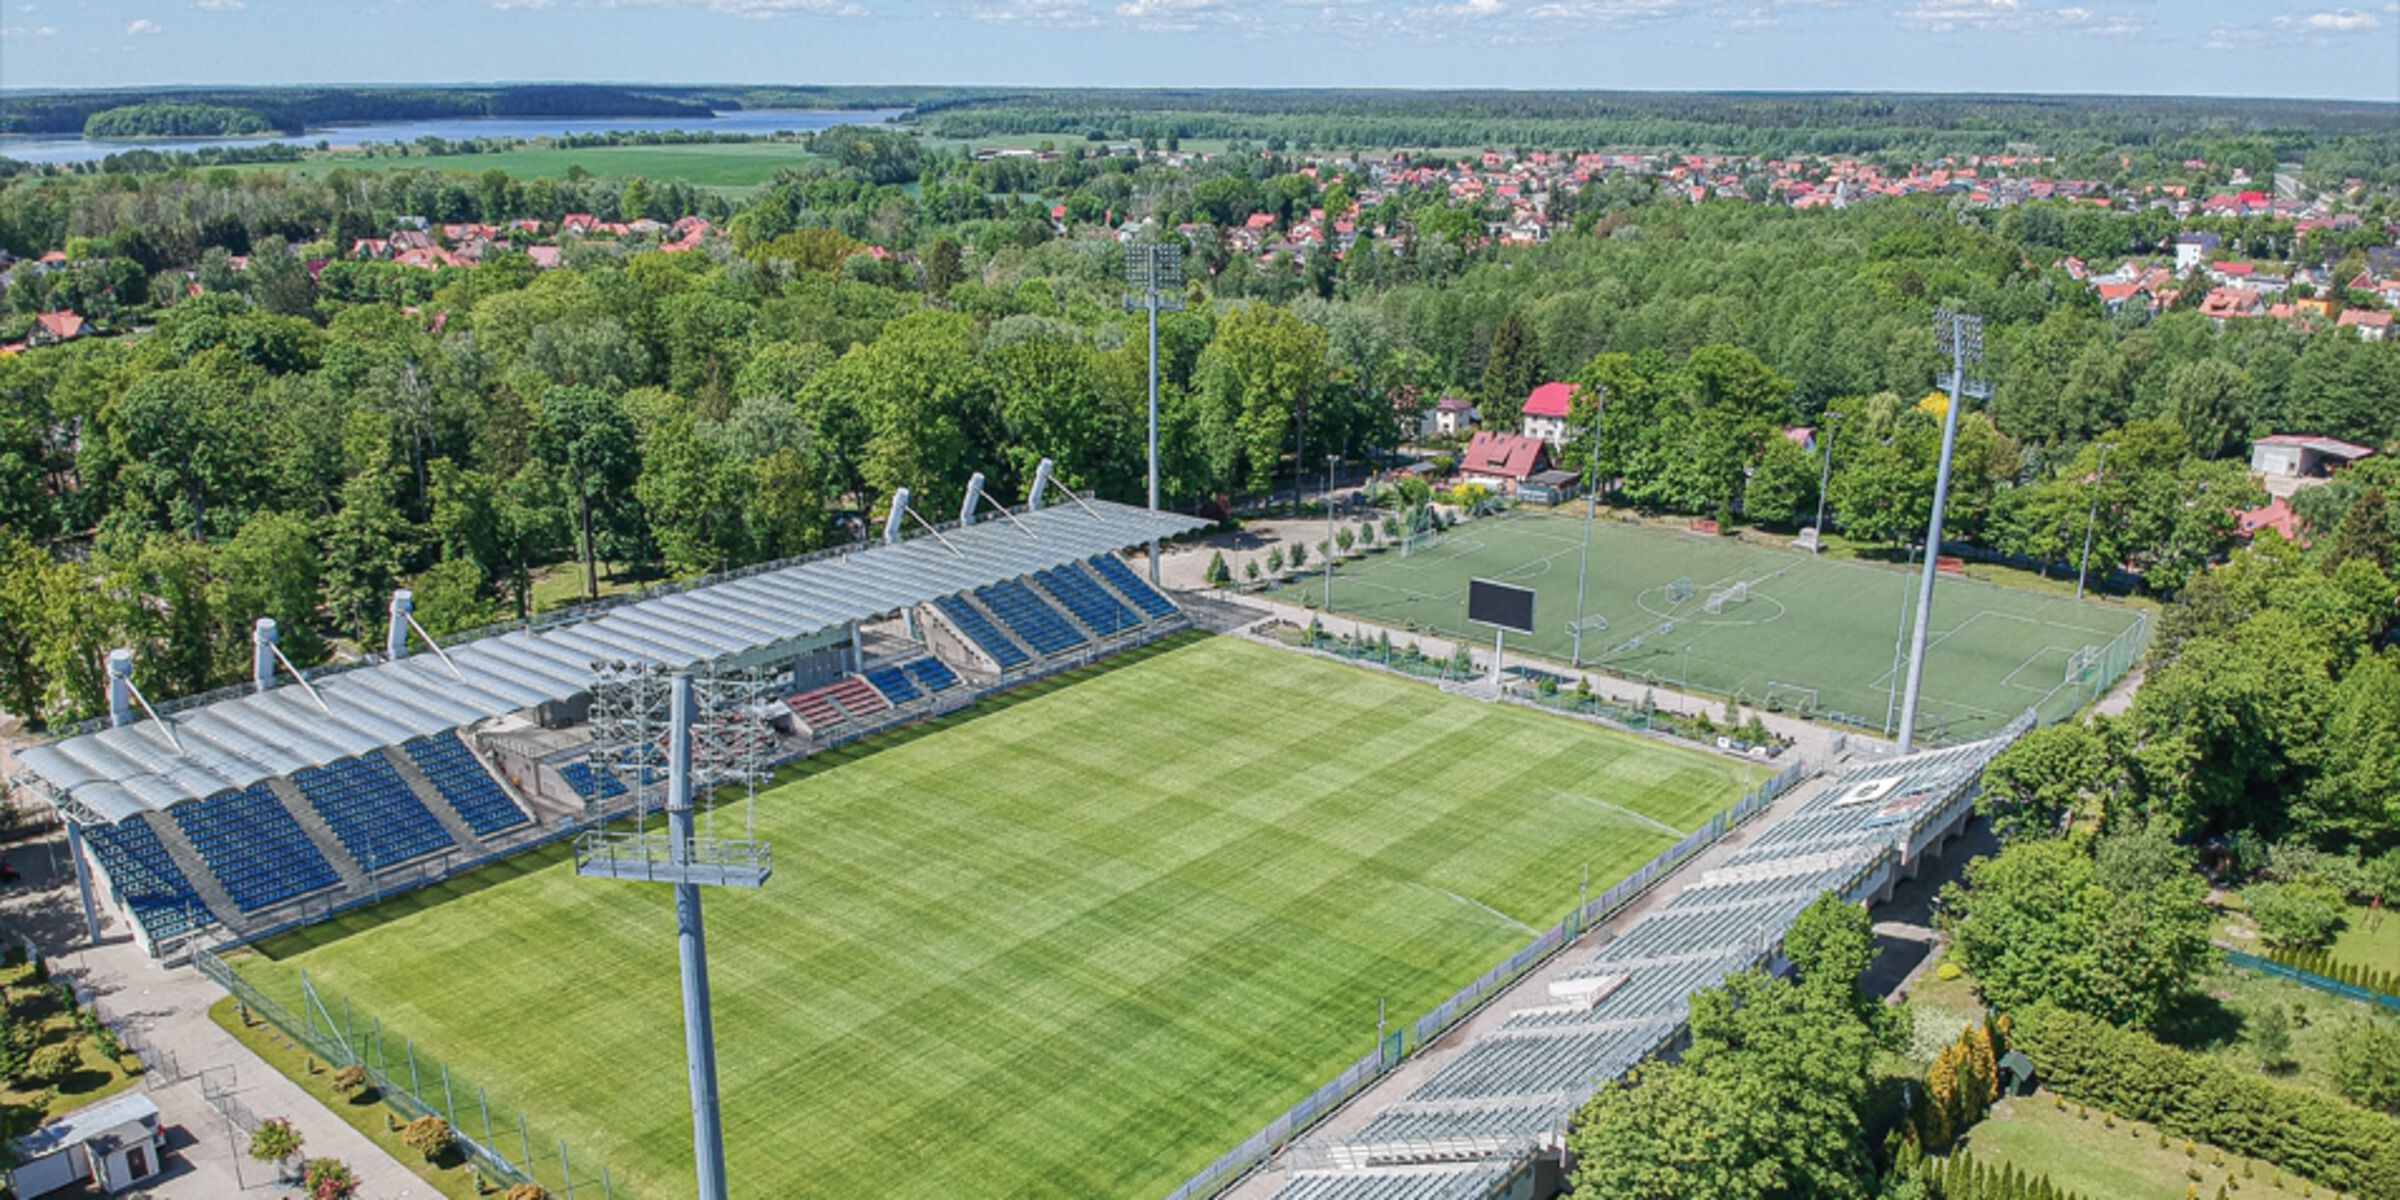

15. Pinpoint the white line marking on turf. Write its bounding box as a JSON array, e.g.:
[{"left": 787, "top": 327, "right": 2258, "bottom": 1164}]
[
  {"left": 1411, "top": 881, "right": 1539, "bottom": 935},
  {"left": 1551, "top": 791, "right": 1689, "bottom": 838}
]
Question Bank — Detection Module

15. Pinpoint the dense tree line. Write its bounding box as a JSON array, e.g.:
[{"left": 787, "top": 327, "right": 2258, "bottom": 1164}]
[
  {"left": 0, "top": 144, "right": 2394, "bottom": 725},
  {"left": 82, "top": 104, "right": 277, "bottom": 140}
]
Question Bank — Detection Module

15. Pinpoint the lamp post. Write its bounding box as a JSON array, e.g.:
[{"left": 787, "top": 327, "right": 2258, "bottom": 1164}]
[
  {"left": 1123, "top": 243, "right": 1184, "bottom": 586},
  {"left": 1810, "top": 411, "right": 1842, "bottom": 554},
  {"left": 2075, "top": 441, "right": 2114, "bottom": 602},
  {"left": 1570, "top": 394, "right": 1605, "bottom": 665},
  {"left": 1324, "top": 454, "right": 1337, "bottom": 611}
]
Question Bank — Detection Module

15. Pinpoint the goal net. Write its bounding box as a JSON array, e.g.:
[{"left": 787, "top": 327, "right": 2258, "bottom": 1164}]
[
  {"left": 1398, "top": 506, "right": 1442, "bottom": 557},
  {"left": 1665, "top": 577, "right": 1696, "bottom": 604},
  {"left": 2064, "top": 645, "right": 2099, "bottom": 686},
  {"left": 1763, "top": 681, "right": 1819, "bottom": 715},
  {"left": 1704, "top": 581, "right": 1749, "bottom": 615}
]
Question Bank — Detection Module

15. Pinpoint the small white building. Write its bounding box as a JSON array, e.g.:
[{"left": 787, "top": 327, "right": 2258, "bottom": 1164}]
[
  {"left": 2250, "top": 434, "right": 2375, "bottom": 497},
  {"left": 7, "top": 1092, "right": 165, "bottom": 1198}
]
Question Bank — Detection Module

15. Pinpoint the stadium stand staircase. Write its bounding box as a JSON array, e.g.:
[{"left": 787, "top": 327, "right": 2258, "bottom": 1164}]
[
  {"left": 264, "top": 779, "right": 374, "bottom": 894},
  {"left": 380, "top": 747, "right": 486, "bottom": 849},
  {"left": 120, "top": 815, "right": 239, "bottom": 937}
]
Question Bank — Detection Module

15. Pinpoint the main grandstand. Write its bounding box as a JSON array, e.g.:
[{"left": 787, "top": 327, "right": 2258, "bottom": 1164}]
[
  {"left": 7, "top": 465, "right": 1207, "bottom": 959},
  {"left": 1245, "top": 712, "right": 2033, "bottom": 1200}
]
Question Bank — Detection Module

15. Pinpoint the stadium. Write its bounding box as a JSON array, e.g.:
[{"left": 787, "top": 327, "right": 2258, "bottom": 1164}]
[{"left": 5, "top": 461, "right": 2049, "bottom": 1200}]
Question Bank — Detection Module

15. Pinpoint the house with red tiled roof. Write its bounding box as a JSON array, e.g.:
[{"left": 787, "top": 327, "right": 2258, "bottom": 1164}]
[
  {"left": 31, "top": 311, "right": 84, "bottom": 345},
  {"left": 1519, "top": 382, "right": 1578, "bottom": 446},
  {"left": 2336, "top": 308, "right": 2392, "bottom": 342},
  {"left": 1457, "top": 430, "right": 1551, "bottom": 494},
  {"left": 2199, "top": 287, "right": 2264, "bottom": 326},
  {"left": 2236, "top": 496, "right": 2302, "bottom": 543}
]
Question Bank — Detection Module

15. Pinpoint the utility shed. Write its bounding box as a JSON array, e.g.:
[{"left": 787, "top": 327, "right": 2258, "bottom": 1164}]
[{"left": 7, "top": 1092, "right": 165, "bottom": 1197}]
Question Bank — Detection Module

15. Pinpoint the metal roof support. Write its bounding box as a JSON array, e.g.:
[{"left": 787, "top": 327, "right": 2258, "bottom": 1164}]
[
  {"left": 976, "top": 493, "right": 1040, "bottom": 540},
  {"left": 63, "top": 818, "right": 101, "bottom": 945},
  {"left": 1028, "top": 458, "right": 1056, "bottom": 511},
  {"left": 253, "top": 619, "right": 280, "bottom": 692},
  {"left": 388, "top": 590, "right": 415, "bottom": 660},
  {"left": 106, "top": 649, "right": 134, "bottom": 729},
  {"left": 959, "top": 472, "right": 986, "bottom": 527},
  {"left": 268, "top": 641, "right": 333, "bottom": 716},
  {"left": 904, "top": 506, "right": 965, "bottom": 557},
  {"left": 883, "top": 488, "right": 911, "bottom": 547},
  {"left": 404, "top": 614, "right": 469, "bottom": 683}
]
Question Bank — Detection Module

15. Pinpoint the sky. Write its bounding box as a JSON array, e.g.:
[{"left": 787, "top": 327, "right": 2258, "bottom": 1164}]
[{"left": 1, "top": 0, "right": 2396, "bottom": 100}]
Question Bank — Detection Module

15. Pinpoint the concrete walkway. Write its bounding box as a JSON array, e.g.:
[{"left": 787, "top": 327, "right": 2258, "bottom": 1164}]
[{"left": 0, "top": 831, "right": 434, "bottom": 1199}]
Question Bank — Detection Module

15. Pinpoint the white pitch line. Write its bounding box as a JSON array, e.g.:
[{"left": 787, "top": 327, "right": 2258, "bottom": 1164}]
[{"left": 1411, "top": 881, "right": 1539, "bottom": 936}]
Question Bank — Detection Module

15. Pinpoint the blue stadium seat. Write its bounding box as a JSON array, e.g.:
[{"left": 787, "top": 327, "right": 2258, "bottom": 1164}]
[
  {"left": 1088, "top": 555, "right": 1178, "bottom": 620},
  {"left": 171, "top": 783, "right": 342, "bottom": 913},
  {"left": 558, "top": 762, "right": 627, "bottom": 801},
  {"left": 933, "top": 596, "right": 1029, "bottom": 668},
  {"left": 293, "top": 756, "right": 457, "bottom": 872},
  {"left": 905, "top": 658, "right": 961, "bottom": 692},
  {"left": 83, "top": 817, "right": 216, "bottom": 941},
  {"left": 401, "top": 735, "right": 530, "bottom": 838},
  {"left": 1035, "top": 565, "right": 1142, "bottom": 636},
  {"left": 975, "top": 579, "right": 1086, "bottom": 655},
  {"left": 864, "top": 665, "right": 921, "bottom": 704}
]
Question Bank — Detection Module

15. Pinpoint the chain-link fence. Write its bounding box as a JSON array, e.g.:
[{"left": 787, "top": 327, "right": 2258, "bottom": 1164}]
[{"left": 197, "top": 949, "right": 636, "bottom": 1199}]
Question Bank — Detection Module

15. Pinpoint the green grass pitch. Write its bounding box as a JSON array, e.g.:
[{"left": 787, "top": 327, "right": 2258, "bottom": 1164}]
[
  {"left": 1325, "top": 512, "right": 2150, "bottom": 741},
  {"left": 228, "top": 635, "right": 1762, "bottom": 1199}
]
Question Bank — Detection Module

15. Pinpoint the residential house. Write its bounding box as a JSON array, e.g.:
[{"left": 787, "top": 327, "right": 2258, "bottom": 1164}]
[
  {"left": 2250, "top": 434, "right": 2375, "bottom": 496},
  {"left": 6, "top": 1092, "right": 165, "bottom": 1198},
  {"left": 1519, "top": 382, "right": 1577, "bottom": 446},
  {"left": 1457, "top": 430, "right": 1552, "bottom": 495},
  {"left": 2337, "top": 308, "right": 2392, "bottom": 342},
  {"left": 2174, "top": 232, "right": 2221, "bottom": 273},
  {"left": 1431, "top": 395, "right": 1478, "bottom": 437},
  {"left": 29, "top": 311, "right": 84, "bottom": 346}
]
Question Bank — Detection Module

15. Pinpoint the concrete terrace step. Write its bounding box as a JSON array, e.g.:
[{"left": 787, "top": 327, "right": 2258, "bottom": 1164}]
[{"left": 379, "top": 746, "right": 481, "bottom": 850}]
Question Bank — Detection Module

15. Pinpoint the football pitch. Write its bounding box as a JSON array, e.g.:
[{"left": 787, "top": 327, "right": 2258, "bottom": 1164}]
[
  {"left": 227, "top": 635, "right": 1763, "bottom": 1199},
  {"left": 1326, "top": 512, "right": 2150, "bottom": 742}
]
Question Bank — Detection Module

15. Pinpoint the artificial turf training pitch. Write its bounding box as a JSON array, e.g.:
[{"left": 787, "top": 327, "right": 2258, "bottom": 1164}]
[
  {"left": 229, "top": 634, "right": 1763, "bottom": 1199},
  {"left": 1326, "top": 512, "right": 2151, "bottom": 742}
]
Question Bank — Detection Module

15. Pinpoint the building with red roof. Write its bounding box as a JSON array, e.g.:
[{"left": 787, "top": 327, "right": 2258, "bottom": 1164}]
[
  {"left": 31, "top": 311, "right": 84, "bottom": 345},
  {"left": 1457, "top": 430, "right": 1552, "bottom": 494},
  {"left": 1519, "top": 381, "right": 1578, "bottom": 446},
  {"left": 2236, "top": 496, "right": 2303, "bottom": 543}
]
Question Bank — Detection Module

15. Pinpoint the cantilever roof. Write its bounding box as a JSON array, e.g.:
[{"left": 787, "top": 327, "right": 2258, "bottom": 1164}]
[{"left": 18, "top": 498, "right": 1205, "bottom": 824}]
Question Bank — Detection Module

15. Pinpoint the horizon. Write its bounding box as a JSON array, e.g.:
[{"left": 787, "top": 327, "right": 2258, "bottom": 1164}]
[{"left": 2, "top": 0, "right": 2395, "bottom": 102}]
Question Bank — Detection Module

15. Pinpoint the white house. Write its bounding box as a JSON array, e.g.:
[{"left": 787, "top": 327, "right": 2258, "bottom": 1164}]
[
  {"left": 1431, "top": 395, "right": 1479, "bottom": 437},
  {"left": 1519, "top": 381, "right": 1577, "bottom": 446},
  {"left": 7, "top": 1092, "right": 165, "bottom": 1198},
  {"left": 2250, "top": 433, "right": 2375, "bottom": 496}
]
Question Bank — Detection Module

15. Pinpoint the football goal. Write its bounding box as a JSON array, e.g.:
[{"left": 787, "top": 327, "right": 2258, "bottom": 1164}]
[
  {"left": 2064, "top": 645, "right": 2099, "bottom": 686},
  {"left": 1704, "top": 581, "right": 1749, "bottom": 615},
  {"left": 1665, "top": 577, "right": 1696, "bottom": 604}
]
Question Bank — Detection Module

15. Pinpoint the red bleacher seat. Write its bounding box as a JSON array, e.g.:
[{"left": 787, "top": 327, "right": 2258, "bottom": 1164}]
[{"left": 827, "top": 677, "right": 888, "bottom": 718}]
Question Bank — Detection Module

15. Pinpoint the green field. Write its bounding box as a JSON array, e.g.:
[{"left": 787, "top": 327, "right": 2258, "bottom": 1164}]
[
  {"left": 229, "top": 635, "right": 1761, "bottom": 1199},
  {"left": 1962, "top": 1093, "right": 2295, "bottom": 1199},
  {"left": 258, "top": 141, "right": 826, "bottom": 192},
  {"left": 1322, "top": 512, "right": 2150, "bottom": 742}
]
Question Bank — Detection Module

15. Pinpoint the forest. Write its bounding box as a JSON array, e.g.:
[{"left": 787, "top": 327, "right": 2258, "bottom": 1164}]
[{"left": 0, "top": 127, "right": 2395, "bottom": 737}]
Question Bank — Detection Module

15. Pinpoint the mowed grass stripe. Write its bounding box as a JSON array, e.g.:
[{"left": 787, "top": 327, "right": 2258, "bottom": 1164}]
[{"left": 233, "top": 635, "right": 1758, "bottom": 1199}]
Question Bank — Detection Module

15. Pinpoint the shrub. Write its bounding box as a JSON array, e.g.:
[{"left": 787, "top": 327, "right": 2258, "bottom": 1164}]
[
  {"left": 401, "top": 1115, "right": 454, "bottom": 1161},
  {"left": 1204, "top": 550, "right": 1230, "bottom": 586},
  {"left": 2013, "top": 1003, "right": 2400, "bottom": 1198},
  {"left": 304, "top": 1157, "right": 358, "bottom": 1200},
  {"left": 1289, "top": 542, "right": 1308, "bottom": 570},
  {"left": 24, "top": 1041, "right": 78, "bottom": 1084},
  {"left": 330, "top": 1064, "right": 368, "bottom": 1097},
  {"left": 505, "top": 1187, "right": 552, "bottom": 1200},
  {"left": 1244, "top": 559, "right": 1260, "bottom": 583},
  {"left": 249, "top": 1117, "right": 304, "bottom": 1164}
]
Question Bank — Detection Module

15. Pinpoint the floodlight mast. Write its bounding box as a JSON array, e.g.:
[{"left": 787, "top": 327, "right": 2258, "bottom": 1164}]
[
  {"left": 578, "top": 665, "right": 771, "bottom": 1200},
  {"left": 1895, "top": 311, "right": 1992, "bottom": 754},
  {"left": 1124, "top": 243, "right": 1184, "bottom": 587}
]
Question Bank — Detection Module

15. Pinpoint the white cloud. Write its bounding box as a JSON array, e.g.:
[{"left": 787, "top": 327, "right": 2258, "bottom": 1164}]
[
  {"left": 606, "top": 0, "right": 866, "bottom": 17},
  {"left": 2272, "top": 8, "right": 2381, "bottom": 31},
  {"left": 0, "top": 22, "right": 57, "bottom": 35},
  {"left": 125, "top": 16, "right": 163, "bottom": 33},
  {"left": 1895, "top": 0, "right": 2135, "bottom": 34},
  {"left": 490, "top": 0, "right": 556, "bottom": 8},
  {"left": 1521, "top": 0, "right": 1684, "bottom": 22},
  {"left": 1111, "top": 0, "right": 1240, "bottom": 30},
  {"left": 970, "top": 0, "right": 1096, "bottom": 22},
  {"left": 193, "top": 0, "right": 247, "bottom": 10}
]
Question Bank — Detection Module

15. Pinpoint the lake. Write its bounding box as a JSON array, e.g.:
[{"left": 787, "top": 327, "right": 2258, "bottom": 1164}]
[{"left": 0, "top": 107, "right": 906, "bottom": 165}]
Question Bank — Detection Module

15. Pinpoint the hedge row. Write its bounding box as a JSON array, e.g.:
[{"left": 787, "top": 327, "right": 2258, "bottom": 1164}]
[
  {"left": 2011, "top": 1004, "right": 2400, "bottom": 1200},
  {"left": 2264, "top": 945, "right": 2400, "bottom": 1001}
]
